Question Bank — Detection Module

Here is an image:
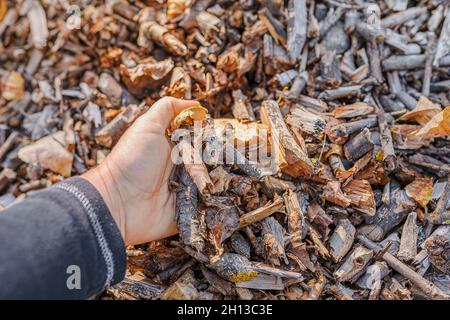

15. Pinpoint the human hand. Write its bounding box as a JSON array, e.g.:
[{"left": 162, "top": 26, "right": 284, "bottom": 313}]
[{"left": 82, "top": 97, "right": 201, "bottom": 245}]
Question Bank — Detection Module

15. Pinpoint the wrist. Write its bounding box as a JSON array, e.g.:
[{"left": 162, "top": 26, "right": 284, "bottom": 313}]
[{"left": 82, "top": 163, "right": 127, "bottom": 243}]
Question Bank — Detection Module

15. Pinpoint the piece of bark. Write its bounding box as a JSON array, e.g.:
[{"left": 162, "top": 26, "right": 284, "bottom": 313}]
[
  {"left": 223, "top": 143, "right": 264, "bottom": 180},
  {"left": 358, "top": 235, "right": 450, "bottom": 300},
  {"left": 319, "top": 85, "right": 363, "bottom": 101},
  {"left": 206, "top": 199, "right": 240, "bottom": 246},
  {"left": 26, "top": 1, "right": 48, "bottom": 49},
  {"left": 286, "top": 105, "right": 326, "bottom": 139},
  {"left": 179, "top": 139, "right": 214, "bottom": 194},
  {"left": 307, "top": 224, "right": 331, "bottom": 259},
  {"left": 384, "top": 29, "right": 411, "bottom": 54},
  {"left": 397, "top": 212, "right": 418, "bottom": 262},
  {"left": 287, "top": 244, "right": 315, "bottom": 273},
  {"left": 342, "top": 179, "right": 376, "bottom": 216},
  {"left": 112, "top": 277, "right": 166, "bottom": 300},
  {"left": 0, "top": 131, "right": 18, "bottom": 161},
  {"left": 327, "top": 152, "right": 349, "bottom": 181},
  {"left": 434, "top": 9, "right": 450, "bottom": 66},
  {"left": 322, "top": 21, "right": 350, "bottom": 54},
  {"left": 175, "top": 167, "right": 205, "bottom": 252},
  {"left": 367, "top": 40, "right": 383, "bottom": 83},
  {"left": 236, "top": 273, "right": 284, "bottom": 291},
  {"left": 283, "top": 189, "right": 307, "bottom": 247},
  {"left": 210, "top": 253, "right": 258, "bottom": 283},
  {"left": 252, "top": 262, "right": 304, "bottom": 281},
  {"left": 261, "top": 216, "right": 288, "bottom": 266},
  {"left": 263, "top": 34, "right": 291, "bottom": 72},
  {"left": 343, "top": 129, "right": 378, "bottom": 162},
  {"left": 319, "top": 6, "right": 346, "bottom": 39},
  {"left": 0, "top": 168, "right": 16, "bottom": 193},
  {"left": 259, "top": 8, "right": 286, "bottom": 46},
  {"left": 260, "top": 100, "right": 313, "bottom": 178},
  {"left": 160, "top": 270, "right": 199, "bottom": 300},
  {"left": 302, "top": 274, "right": 326, "bottom": 300},
  {"left": 120, "top": 59, "right": 174, "bottom": 97},
  {"left": 423, "top": 228, "right": 450, "bottom": 274},
  {"left": 127, "top": 246, "right": 190, "bottom": 280},
  {"left": 356, "top": 261, "right": 390, "bottom": 290},
  {"left": 139, "top": 21, "right": 188, "bottom": 56},
  {"left": 166, "top": 66, "right": 192, "bottom": 99},
  {"left": 286, "top": 0, "right": 307, "bottom": 63},
  {"left": 326, "top": 282, "right": 355, "bottom": 300},
  {"left": 272, "top": 69, "right": 298, "bottom": 87},
  {"left": 329, "top": 219, "right": 356, "bottom": 263},
  {"left": 382, "top": 55, "right": 426, "bottom": 71},
  {"left": 239, "top": 197, "right": 283, "bottom": 228},
  {"left": 320, "top": 50, "right": 342, "bottom": 88},
  {"left": 0, "top": 8, "right": 17, "bottom": 38},
  {"left": 381, "top": 7, "right": 427, "bottom": 28},
  {"left": 169, "top": 105, "right": 208, "bottom": 134},
  {"left": 18, "top": 131, "right": 73, "bottom": 177},
  {"left": 356, "top": 21, "right": 385, "bottom": 43},
  {"left": 334, "top": 244, "right": 373, "bottom": 283},
  {"left": 423, "top": 33, "right": 437, "bottom": 96},
  {"left": 428, "top": 183, "right": 450, "bottom": 225},
  {"left": 95, "top": 104, "right": 146, "bottom": 148},
  {"left": 333, "top": 102, "right": 374, "bottom": 119},
  {"left": 408, "top": 153, "right": 450, "bottom": 177},
  {"left": 208, "top": 166, "right": 231, "bottom": 194},
  {"left": 344, "top": 10, "right": 359, "bottom": 33},
  {"left": 297, "top": 95, "right": 329, "bottom": 112},
  {"left": 379, "top": 95, "right": 405, "bottom": 113},
  {"left": 97, "top": 73, "right": 137, "bottom": 108},
  {"left": 375, "top": 102, "right": 397, "bottom": 173},
  {"left": 288, "top": 72, "right": 308, "bottom": 101},
  {"left": 396, "top": 91, "right": 417, "bottom": 111},
  {"left": 201, "top": 266, "right": 235, "bottom": 296},
  {"left": 231, "top": 89, "right": 255, "bottom": 122},
  {"left": 363, "top": 188, "right": 416, "bottom": 241},
  {"left": 321, "top": 181, "right": 351, "bottom": 208},
  {"left": 307, "top": 201, "right": 333, "bottom": 241},
  {"left": 235, "top": 287, "right": 253, "bottom": 300},
  {"left": 328, "top": 117, "right": 377, "bottom": 143},
  {"left": 177, "top": 0, "right": 212, "bottom": 29},
  {"left": 262, "top": 176, "right": 296, "bottom": 196},
  {"left": 230, "top": 232, "right": 251, "bottom": 259}
]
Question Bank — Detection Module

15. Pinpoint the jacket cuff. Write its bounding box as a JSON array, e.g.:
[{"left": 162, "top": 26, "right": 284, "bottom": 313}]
[{"left": 54, "top": 177, "right": 126, "bottom": 288}]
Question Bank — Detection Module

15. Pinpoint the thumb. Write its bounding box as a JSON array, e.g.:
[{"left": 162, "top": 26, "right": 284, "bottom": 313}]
[{"left": 141, "top": 97, "right": 202, "bottom": 128}]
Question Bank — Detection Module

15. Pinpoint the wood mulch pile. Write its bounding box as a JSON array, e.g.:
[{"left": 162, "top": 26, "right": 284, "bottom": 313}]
[{"left": 0, "top": 0, "right": 449, "bottom": 300}]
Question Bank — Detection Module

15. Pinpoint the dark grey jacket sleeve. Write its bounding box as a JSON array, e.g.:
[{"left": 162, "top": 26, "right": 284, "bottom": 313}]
[{"left": 0, "top": 177, "right": 126, "bottom": 299}]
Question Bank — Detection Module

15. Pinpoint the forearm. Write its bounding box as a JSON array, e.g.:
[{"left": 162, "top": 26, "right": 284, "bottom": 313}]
[{"left": 0, "top": 177, "right": 126, "bottom": 299}]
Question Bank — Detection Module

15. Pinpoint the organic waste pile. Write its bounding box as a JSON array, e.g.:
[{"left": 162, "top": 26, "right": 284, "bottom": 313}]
[{"left": 0, "top": 0, "right": 450, "bottom": 300}]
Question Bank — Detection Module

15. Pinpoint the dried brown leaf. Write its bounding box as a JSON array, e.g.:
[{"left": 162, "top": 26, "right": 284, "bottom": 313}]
[
  {"left": 405, "top": 177, "right": 434, "bottom": 207},
  {"left": 398, "top": 96, "right": 441, "bottom": 125},
  {"left": 414, "top": 106, "right": 450, "bottom": 139}
]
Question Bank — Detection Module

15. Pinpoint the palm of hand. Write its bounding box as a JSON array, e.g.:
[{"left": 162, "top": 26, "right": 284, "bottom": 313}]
[{"left": 83, "top": 98, "right": 200, "bottom": 245}]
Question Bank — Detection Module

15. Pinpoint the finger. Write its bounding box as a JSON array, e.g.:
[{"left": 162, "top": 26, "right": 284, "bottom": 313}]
[{"left": 142, "top": 97, "right": 201, "bottom": 127}]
